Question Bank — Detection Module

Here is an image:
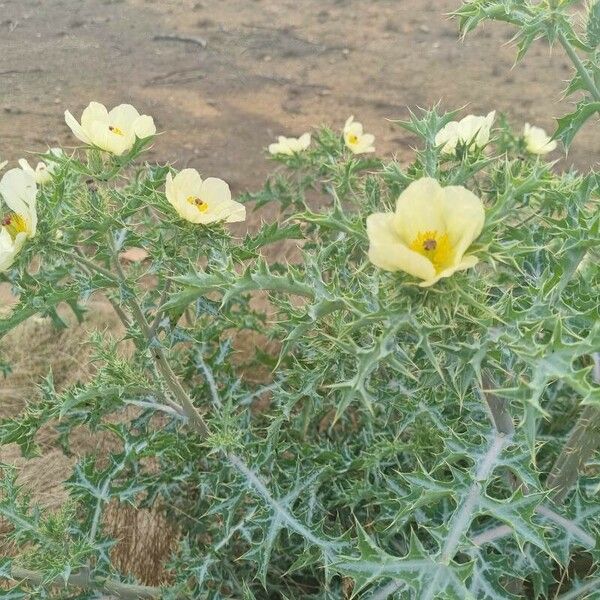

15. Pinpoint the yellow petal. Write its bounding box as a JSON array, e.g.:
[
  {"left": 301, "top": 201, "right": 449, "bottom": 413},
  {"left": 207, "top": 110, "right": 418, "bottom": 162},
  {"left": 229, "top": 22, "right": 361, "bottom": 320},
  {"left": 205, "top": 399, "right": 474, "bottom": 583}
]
[
  {"left": 223, "top": 201, "right": 246, "bottom": 223},
  {"left": 174, "top": 168, "right": 203, "bottom": 200},
  {"left": 18, "top": 158, "right": 34, "bottom": 175},
  {"left": 204, "top": 200, "right": 246, "bottom": 224},
  {"left": 367, "top": 212, "right": 436, "bottom": 280},
  {"left": 133, "top": 115, "right": 156, "bottom": 139},
  {"left": 166, "top": 169, "right": 205, "bottom": 223},
  {"left": 165, "top": 172, "right": 175, "bottom": 206},
  {"left": 269, "top": 142, "right": 291, "bottom": 156},
  {"left": 81, "top": 102, "right": 108, "bottom": 131},
  {"left": 89, "top": 120, "right": 132, "bottom": 155},
  {"left": 440, "top": 185, "right": 485, "bottom": 260},
  {"left": 393, "top": 177, "right": 445, "bottom": 244},
  {"left": 298, "top": 133, "right": 311, "bottom": 149},
  {"left": 418, "top": 255, "right": 479, "bottom": 287},
  {"left": 199, "top": 178, "right": 245, "bottom": 223},
  {"left": 0, "top": 168, "right": 37, "bottom": 237},
  {"left": 200, "top": 177, "right": 231, "bottom": 205},
  {"left": 435, "top": 121, "right": 460, "bottom": 154},
  {"left": 108, "top": 104, "right": 140, "bottom": 130},
  {"left": 64, "top": 110, "right": 91, "bottom": 144},
  {"left": 0, "top": 228, "right": 26, "bottom": 272}
]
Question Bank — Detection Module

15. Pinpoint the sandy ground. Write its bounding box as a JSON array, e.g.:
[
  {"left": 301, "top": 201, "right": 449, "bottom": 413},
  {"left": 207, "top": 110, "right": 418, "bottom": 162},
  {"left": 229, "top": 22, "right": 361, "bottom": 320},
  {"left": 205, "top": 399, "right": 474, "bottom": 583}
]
[
  {"left": 0, "top": 0, "right": 597, "bottom": 183},
  {"left": 0, "top": 0, "right": 598, "bottom": 588}
]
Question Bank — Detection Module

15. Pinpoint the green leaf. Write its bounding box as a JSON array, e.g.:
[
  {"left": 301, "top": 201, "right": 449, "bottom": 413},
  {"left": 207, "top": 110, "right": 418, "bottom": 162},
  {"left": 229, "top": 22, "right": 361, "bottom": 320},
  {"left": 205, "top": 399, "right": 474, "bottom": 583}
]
[
  {"left": 586, "top": 1, "right": 600, "bottom": 48},
  {"left": 554, "top": 102, "right": 600, "bottom": 148}
]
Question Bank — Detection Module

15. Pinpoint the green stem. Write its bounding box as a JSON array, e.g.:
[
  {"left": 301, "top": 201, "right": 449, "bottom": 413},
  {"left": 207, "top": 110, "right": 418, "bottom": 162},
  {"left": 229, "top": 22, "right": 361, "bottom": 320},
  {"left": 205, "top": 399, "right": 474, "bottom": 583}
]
[
  {"left": 126, "top": 295, "right": 210, "bottom": 439},
  {"left": 421, "top": 431, "right": 510, "bottom": 600},
  {"left": 558, "top": 31, "right": 600, "bottom": 101},
  {"left": 107, "top": 234, "right": 211, "bottom": 439},
  {"left": 547, "top": 353, "right": 600, "bottom": 503},
  {"left": 557, "top": 577, "right": 600, "bottom": 600},
  {"left": 10, "top": 566, "right": 164, "bottom": 599},
  {"left": 69, "top": 242, "right": 211, "bottom": 439}
]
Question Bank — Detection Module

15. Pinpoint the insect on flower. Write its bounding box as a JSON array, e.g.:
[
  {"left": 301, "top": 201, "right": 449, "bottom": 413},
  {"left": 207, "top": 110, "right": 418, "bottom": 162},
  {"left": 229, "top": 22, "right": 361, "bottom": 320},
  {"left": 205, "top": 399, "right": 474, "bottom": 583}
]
[
  {"left": 165, "top": 168, "right": 246, "bottom": 225},
  {"left": 366, "top": 177, "right": 485, "bottom": 287},
  {"left": 64, "top": 101, "right": 156, "bottom": 155}
]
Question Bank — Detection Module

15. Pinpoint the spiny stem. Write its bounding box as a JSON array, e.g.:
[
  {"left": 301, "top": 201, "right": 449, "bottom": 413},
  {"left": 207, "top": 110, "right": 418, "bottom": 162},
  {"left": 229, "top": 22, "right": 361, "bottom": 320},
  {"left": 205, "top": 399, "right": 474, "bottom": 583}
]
[
  {"left": 558, "top": 31, "right": 600, "bottom": 102},
  {"left": 149, "top": 279, "right": 172, "bottom": 337},
  {"left": 83, "top": 241, "right": 334, "bottom": 561},
  {"left": 547, "top": 403, "right": 600, "bottom": 503},
  {"left": 556, "top": 576, "right": 600, "bottom": 600},
  {"left": 88, "top": 478, "right": 110, "bottom": 544},
  {"left": 421, "top": 431, "right": 510, "bottom": 600},
  {"left": 105, "top": 233, "right": 211, "bottom": 439},
  {"left": 124, "top": 287, "right": 210, "bottom": 439},
  {"left": 480, "top": 376, "right": 515, "bottom": 436},
  {"left": 441, "top": 433, "right": 509, "bottom": 562},
  {"left": 10, "top": 566, "right": 164, "bottom": 599},
  {"left": 471, "top": 504, "right": 595, "bottom": 548},
  {"left": 547, "top": 353, "right": 600, "bottom": 503}
]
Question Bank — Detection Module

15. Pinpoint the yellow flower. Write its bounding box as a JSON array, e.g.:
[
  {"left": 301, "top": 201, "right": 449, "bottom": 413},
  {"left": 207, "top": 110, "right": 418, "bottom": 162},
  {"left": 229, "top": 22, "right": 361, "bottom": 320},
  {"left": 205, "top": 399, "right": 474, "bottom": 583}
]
[
  {"left": 435, "top": 111, "right": 495, "bottom": 154},
  {"left": 0, "top": 168, "right": 37, "bottom": 272},
  {"left": 366, "top": 177, "right": 485, "bottom": 287},
  {"left": 64, "top": 101, "right": 156, "bottom": 155},
  {"left": 19, "top": 148, "right": 63, "bottom": 185},
  {"left": 523, "top": 123, "right": 557, "bottom": 155},
  {"left": 344, "top": 116, "right": 375, "bottom": 154},
  {"left": 165, "top": 168, "right": 246, "bottom": 225},
  {"left": 0, "top": 160, "right": 7, "bottom": 171},
  {"left": 269, "top": 133, "right": 311, "bottom": 155}
]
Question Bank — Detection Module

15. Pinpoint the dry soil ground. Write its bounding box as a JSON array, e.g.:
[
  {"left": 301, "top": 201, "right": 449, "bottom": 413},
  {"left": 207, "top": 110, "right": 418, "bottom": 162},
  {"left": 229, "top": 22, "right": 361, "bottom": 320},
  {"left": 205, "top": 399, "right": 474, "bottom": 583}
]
[{"left": 0, "top": 0, "right": 598, "bottom": 588}]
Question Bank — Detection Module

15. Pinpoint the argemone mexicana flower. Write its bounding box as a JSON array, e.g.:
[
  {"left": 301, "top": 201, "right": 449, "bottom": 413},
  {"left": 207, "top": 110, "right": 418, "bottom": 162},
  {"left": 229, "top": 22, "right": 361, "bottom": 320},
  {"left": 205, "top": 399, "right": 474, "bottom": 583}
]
[
  {"left": 19, "top": 148, "right": 63, "bottom": 185},
  {"left": 64, "top": 102, "right": 156, "bottom": 155},
  {"left": 523, "top": 123, "right": 557, "bottom": 155},
  {"left": 366, "top": 177, "right": 485, "bottom": 287},
  {"left": 344, "top": 116, "right": 375, "bottom": 154},
  {"left": 165, "top": 168, "right": 245, "bottom": 225},
  {"left": 435, "top": 111, "right": 495, "bottom": 154},
  {"left": 269, "top": 133, "right": 311, "bottom": 155},
  {"left": 0, "top": 168, "right": 37, "bottom": 271}
]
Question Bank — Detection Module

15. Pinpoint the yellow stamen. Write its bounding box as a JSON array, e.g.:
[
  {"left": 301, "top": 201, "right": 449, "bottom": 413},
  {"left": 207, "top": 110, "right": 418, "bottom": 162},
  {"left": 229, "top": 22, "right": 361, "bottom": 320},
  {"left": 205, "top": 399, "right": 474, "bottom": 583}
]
[
  {"left": 348, "top": 133, "right": 359, "bottom": 145},
  {"left": 409, "top": 230, "right": 453, "bottom": 272},
  {"left": 187, "top": 196, "right": 209, "bottom": 213},
  {"left": 2, "top": 213, "right": 28, "bottom": 239},
  {"left": 108, "top": 125, "right": 125, "bottom": 136}
]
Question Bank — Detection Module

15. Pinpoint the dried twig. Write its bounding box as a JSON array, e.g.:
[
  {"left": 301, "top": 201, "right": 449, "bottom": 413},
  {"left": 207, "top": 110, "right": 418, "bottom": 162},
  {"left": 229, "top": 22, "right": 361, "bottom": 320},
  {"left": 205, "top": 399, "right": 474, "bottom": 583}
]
[{"left": 153, "top": 34, "right": 207, "bottom": 49}]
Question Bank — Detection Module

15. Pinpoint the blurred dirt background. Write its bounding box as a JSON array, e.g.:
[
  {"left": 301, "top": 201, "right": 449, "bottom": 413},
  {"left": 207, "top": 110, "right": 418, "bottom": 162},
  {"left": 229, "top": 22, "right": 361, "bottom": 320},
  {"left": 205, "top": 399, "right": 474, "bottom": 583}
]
[{"left": 1, "top": 0, "right": 598, "bottom": 588}]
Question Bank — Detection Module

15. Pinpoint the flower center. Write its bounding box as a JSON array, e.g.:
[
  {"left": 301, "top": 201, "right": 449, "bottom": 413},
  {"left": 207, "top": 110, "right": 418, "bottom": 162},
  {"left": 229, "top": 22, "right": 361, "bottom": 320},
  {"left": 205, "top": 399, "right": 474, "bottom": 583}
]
[
  {"left": 187, "top": 196, "right": 209, "bottom": 213},
  {"left": 348, "top": 133, "right": 359, "bottom": 145},
  {"left": 108, "top": 125, "right": 125, "bottom": 136},
  {"left": 1, "top": 213, "right": 28, "bottom": 239},
  {"left": 409, "top": 230, "right": 453, "bottom": 272}
]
